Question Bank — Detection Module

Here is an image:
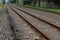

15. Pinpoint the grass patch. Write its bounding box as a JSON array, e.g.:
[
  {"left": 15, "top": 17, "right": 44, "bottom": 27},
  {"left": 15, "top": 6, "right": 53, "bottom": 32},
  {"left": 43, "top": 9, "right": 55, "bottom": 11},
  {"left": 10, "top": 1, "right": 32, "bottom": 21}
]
[
  {"left": 22, "top": 5, "right": 60, "bottom": 13},
  {"left": 0, "top": 4, "right": 2, "bottom": 10},
  {"left": 14, "top": 3, "right": 60, "bottom": 13}
]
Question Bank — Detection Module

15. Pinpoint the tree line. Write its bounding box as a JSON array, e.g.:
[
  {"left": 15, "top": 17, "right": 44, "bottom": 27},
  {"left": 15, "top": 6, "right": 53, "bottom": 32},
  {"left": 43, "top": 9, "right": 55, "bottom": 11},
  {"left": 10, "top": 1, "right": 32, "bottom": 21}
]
[
  {"left": 22, "top": 0, "right": 60, "bottom": 7},
  {"left": 3, "top": 0, "right": 60, "bottom": 8}
]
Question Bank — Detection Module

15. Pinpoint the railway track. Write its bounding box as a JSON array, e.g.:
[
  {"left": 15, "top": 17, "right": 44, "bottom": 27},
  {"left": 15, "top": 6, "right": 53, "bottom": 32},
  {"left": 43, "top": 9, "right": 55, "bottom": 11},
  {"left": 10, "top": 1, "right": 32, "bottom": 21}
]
[
  {"left": 10, "top": 9, "right": 48, "bottom": 40},
  {"left": 6, "top": 4, "right": 60, "bottom": 40},
  {"left": 10, "top": 4, "right": 60, "bottom": 29},
  {"left": 6, "top": 5, "right": 50, "bottom": 40}
]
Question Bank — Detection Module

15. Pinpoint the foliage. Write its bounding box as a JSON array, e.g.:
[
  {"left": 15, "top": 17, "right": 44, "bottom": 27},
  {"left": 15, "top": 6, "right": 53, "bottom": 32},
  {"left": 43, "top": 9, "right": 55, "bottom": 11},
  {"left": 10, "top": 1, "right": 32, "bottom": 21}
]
[
  {"left": 3, "top": 0, "right": 5, "bottom": 4},
  {"left": 23, "top": 5, "right": 60, "bottom": 13},
  {"left": 10, "top": 0, "right": 16, "bottom": 3},
  {"left": 14, "top": 0, "right": 60, "bottom": 13}
]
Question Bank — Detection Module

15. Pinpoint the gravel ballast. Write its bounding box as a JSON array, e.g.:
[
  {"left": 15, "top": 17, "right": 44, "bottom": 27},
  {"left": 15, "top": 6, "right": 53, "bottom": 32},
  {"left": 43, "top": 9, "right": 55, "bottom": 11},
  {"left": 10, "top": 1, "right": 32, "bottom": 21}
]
[{"left": 0, "top": 9, "right": 14, "bottom": 40}]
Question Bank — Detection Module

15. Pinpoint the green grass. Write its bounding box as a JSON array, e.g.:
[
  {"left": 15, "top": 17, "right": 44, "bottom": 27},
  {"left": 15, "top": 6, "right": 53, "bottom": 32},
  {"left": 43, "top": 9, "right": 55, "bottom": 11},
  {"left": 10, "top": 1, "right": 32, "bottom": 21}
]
[
  {"left": 23, "top": 5, "right": 60, "bottom": 13},
  {"left": 0, "top": 4, "right": 2, "bottom": 10},
  {"left": 14, "top": 3, "right": 60, "bottom": 13}
]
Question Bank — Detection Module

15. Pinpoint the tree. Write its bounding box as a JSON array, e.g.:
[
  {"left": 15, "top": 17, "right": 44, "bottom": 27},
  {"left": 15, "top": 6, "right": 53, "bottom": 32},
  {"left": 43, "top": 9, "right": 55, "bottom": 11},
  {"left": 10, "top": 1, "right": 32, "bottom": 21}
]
[
  {"left": 50, "top": 0, "right": 60, "bottom": 7},
  {"left": 3, "top": 0, "right": 5, "bottom": 4},
  {"left": 10, "top": 0, "right": 16, "bottom": 3},
  {"left": 34, "top": 0, "right": 37, "bottom": 6},
  {"left": 34, "top": 0, "right": 41, "bottom": 6},
  {"left": 38, "top": 0, "right": 40, "bottom": 6}
]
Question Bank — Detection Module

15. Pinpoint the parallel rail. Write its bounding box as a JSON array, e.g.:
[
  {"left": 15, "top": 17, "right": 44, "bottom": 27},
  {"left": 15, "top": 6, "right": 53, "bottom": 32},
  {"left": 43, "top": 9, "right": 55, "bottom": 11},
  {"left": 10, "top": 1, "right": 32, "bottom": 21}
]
[
  {"left": 6, "top": 5, "right": 50, "bottom": 40},
  {"left": 10, "top": 4, "right": 60, "bottom": 29},
  {"left": 7, "top": 5, "right": 60, "bottom": 40},
  {"left": 8, "top": 5, "right": 50, "bottom": 40}
]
